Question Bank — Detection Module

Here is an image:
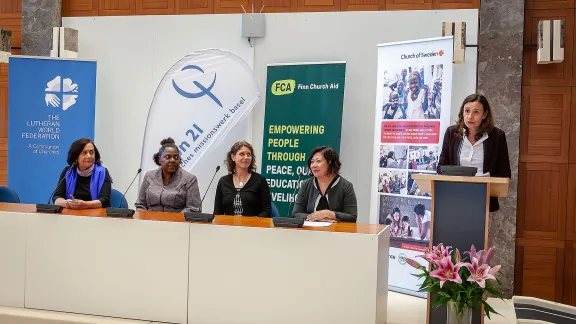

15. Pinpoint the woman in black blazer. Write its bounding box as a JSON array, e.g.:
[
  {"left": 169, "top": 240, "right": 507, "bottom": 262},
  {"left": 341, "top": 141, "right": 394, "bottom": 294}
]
[
  {"left": 438, "top": 94, "right": 511, "bottom": 212},
  {"left": 213, "top": 141, "right": 272, "bottom": 217}
]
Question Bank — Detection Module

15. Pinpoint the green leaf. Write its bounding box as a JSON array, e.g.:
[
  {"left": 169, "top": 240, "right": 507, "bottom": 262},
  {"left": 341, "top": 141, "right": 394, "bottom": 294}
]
[
  {"left": 432, "top": 296, "right": 451, "bottom": 308},
  {"left": 481, "top": 300, "right": 501, "bottom": 319},
  {"left": 465, "top": 286, "right": 474, "bottom": 298},
  {"left": 485, "top": 287, "right": 502, "bottom": 298}
]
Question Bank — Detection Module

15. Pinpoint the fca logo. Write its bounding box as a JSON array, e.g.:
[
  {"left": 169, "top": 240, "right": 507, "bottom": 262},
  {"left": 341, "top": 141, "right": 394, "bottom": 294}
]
[
  {"left": 45, "top": 76, "right": 79, "bottom": 111},
  {"left": 272, "top": 80, "right": 295, "bottom": 96},
  {"left": 172, "top": 65, "right": 222, "bottom": 108}
]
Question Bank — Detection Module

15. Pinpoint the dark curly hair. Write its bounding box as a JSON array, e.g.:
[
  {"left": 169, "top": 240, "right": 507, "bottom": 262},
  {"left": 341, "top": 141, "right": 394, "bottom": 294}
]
[
  {"left": 456, "top": 94, "right": 495, "bottom": 141},
  {"left": 67, "top": 138, "right": 101, "bottom": 166},
  {"left": 307, "top": 146, "right": 341, "bottom": 176},
  {"left": 153, "top": 137, "right": 179, "bottom": 166},
  {"left": 225, "top": 141, "right": 256, "bottom": 174}
]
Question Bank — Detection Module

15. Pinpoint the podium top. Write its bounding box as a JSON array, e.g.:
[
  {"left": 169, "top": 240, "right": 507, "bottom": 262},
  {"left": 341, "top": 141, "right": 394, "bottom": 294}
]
[{"left": 411, "top": 174, "right": 509, "bottom": 197}]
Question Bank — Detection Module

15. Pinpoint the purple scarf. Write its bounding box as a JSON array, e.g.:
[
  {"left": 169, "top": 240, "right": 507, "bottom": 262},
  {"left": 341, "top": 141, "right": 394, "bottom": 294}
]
[{"left": 65, "top": 163, "right": 106, "bottom": 200}]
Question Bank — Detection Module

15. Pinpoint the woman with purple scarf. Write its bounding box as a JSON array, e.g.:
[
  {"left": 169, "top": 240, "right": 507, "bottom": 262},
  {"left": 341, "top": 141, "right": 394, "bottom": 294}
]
[{"left": 52, "top": 138, "right": 112, "bottom": 209}]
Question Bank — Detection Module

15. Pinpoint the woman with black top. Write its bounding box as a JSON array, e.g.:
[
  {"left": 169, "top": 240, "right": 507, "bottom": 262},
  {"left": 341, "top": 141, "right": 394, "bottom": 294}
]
[
  {"left": 292, "top": 146, "right": 357, "bottom": 223},
  {"left": 438, "top": 94, "right": 511, "bottom": 212},
  {"left": 53, "top": 138, "right": 112, "bottom": 209},
  {"left": 213, "top": 141, "right": 272, "bottom": 217}
]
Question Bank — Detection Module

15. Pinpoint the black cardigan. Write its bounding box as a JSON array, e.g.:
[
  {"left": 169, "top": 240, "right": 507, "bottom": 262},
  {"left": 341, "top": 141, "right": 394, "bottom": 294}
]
[
  {"left": 213, "top": 172, "right": 272, "bottom": 217},
  {"left": 438, "top": 125, "right": 511, "bottom": 212},
  {"left": 292, "top": 176, "right": 358, "bottom": 223}
]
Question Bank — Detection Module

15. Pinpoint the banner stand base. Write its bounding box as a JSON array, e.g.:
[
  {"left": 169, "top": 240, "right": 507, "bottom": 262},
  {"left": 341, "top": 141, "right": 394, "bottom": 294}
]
[{"left": 389, "top": 285, "right": 427, "bottom": 299}]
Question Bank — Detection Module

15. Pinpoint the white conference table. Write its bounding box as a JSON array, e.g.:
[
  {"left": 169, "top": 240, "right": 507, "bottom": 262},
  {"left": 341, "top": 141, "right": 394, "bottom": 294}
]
[{"left": 0, "top": 203, "right": 389, "bottom": 324}]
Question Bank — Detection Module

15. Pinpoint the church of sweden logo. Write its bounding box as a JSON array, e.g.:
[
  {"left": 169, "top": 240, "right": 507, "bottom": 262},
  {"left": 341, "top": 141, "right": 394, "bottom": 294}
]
[
  {"left": 172, "top": 65, "right": 223, "bottom": 108},
  {"left": 45, "top": 76, "right": 79, "bottom": 111}
]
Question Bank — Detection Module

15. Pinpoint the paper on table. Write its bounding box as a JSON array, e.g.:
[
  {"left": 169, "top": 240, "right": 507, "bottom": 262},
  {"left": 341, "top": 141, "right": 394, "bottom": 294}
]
[{"left": 303, "top": 221, "right": 333, "bottom": 227}]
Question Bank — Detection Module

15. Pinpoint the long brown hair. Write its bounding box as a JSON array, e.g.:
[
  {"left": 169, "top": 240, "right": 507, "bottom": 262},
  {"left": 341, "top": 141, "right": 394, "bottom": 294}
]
[
  {"left": 456, "top": 94, "right": 495, "bottom": 141},
  {"left": 225, "top": 141, "right": 257, "bottom": 174}
]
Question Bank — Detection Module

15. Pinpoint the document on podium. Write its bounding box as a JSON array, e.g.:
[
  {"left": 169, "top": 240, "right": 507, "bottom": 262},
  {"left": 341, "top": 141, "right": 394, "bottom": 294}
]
[{"left": 303, "top": 221, "right": 333, "bottom": 227}]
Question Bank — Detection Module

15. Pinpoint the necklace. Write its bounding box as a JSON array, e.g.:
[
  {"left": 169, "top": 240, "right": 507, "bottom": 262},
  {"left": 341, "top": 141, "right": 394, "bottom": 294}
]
[{"left": 236, "top": 174, "right": 249, "bottom": 188}]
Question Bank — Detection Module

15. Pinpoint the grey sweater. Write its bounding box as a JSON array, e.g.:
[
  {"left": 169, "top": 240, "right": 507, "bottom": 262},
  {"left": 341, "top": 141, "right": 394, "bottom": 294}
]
[
  {"left": 292, "top": 176, "right": 358, "bottom": 223},
  {"left": 135, "top": 168, "right": 201, "bottom": 213}
]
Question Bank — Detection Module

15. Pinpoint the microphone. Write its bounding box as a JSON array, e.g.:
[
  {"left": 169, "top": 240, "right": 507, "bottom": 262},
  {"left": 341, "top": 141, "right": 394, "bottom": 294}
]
[
  {"left": 201, "top": 165, "right": 221, "bottom": 208},
  {"left": 184, "top": 165, "right": 220, "bottom": 223},
  {"left": 37, "top": 162, "right": 77, "bottom": 213},
  {"left": 119, "top": 168, "right": 142, "bottom": 208},
  {"left": 106, "top": 168, "right": 142, "bottom": 218},
  {"left": 286, "top": 171, "right": 305, "bottom": 218}
]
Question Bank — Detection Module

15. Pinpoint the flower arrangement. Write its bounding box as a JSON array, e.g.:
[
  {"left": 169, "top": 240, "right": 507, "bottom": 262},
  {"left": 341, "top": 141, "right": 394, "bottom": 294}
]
[{"left": 405, "top": 244, "right": 503, "bottom": 323}]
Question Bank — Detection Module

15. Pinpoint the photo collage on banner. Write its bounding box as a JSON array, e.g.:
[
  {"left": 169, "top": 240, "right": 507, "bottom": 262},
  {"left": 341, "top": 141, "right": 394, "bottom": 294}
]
[{"left": 371, "top": 37, "right": 453, "bottom": 295}]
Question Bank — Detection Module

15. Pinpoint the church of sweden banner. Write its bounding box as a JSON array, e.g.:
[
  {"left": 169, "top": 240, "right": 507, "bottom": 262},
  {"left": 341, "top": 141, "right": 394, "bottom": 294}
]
[
  {"left": 261, "top": 62, "right": 346, "bottom": 217},
  {"left": 370, "top": 37, "right": 454, "bottom": 296},
  {"left": 8, "top": 56, "right": 97, "bottom": 204},
  {"left": 141, "top": 49, "right": 260, "bottom": 177}
]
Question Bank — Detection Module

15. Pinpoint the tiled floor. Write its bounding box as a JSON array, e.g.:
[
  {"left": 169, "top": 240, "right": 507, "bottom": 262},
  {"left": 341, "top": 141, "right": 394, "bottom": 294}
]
[{"left": 387, "top": 291, "right": 517, "bottom": 324}]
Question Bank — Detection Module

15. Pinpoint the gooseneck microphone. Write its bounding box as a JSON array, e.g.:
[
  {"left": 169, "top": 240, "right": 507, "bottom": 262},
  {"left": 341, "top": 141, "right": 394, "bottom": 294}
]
[
  {"left": 37, "top": 162, "right": 77, "bottom": 213},
  {"left": 184, "top": 165, "right": 220, "bottom": 223},
  {"left": 47, "top": 161, "right": 77, "bottom": 204},
  {"left": 286, "top": 171, "right": 304, "bottom": 218},
  {"left": 273, "top": 171, "right": 306, "bottom": 228},
  {"left": 200, "top": 165, "right": 221, "bottom": 209},
  {"left": 119, "top": 168, "right": 142, "bottom": 208},
  {"left": 105, "top": 168, "right": 142, "bottom": 218}
]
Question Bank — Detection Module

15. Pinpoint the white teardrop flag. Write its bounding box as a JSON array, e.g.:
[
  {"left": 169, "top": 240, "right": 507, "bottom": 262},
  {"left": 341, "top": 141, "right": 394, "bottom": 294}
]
[{"left": 140, "top": 49, "right": 260, "bottom": 176}]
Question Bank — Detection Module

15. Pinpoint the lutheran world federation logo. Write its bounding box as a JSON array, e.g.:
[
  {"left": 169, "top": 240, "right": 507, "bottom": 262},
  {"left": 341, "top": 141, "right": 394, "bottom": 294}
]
[{"left": 45, "top": 76, "right": 79, "bottom": 111}]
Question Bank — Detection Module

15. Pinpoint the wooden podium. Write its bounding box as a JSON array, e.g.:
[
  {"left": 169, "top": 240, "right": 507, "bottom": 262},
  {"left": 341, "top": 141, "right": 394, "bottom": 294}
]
[{"left": 411, "top": 174, "right": 510, "bottom": 324}]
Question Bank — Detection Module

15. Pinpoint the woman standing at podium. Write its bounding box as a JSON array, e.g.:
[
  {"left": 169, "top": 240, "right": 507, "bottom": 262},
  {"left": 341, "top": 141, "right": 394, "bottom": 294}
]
[
  {"left": 293, "top": 146, "right": 357, "bottom": 223},
  {"left": 135, "top": 138, "right": 201, "bottom": 213},
  {"left": 53, "top": 138, "right": 112, "bottom": 209},
  {"left": 213, "top": 141, "right": 272, "bottom": 217},
  {"left": 438, "top": 94, "right": 511, "bottom": 212}
]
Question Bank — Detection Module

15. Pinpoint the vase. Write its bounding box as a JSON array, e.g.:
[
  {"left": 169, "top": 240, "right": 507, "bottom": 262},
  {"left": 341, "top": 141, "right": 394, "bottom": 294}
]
[{"left": 446, "top": 301, "right": 472, "bottom": 324}]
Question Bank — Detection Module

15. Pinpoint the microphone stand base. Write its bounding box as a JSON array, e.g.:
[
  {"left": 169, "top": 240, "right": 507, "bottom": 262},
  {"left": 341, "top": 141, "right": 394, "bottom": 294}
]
[
  {"left": 184, "top": 212, "right": 215, "bottom": 223},
  {"left": 105, "top": 207, "right": 135, "bottom": 217},
  {"left": 36, "top": 204, "right": 64, "bottom": 213},
  {"left": 273, "top": 217, "right": 304, "bottom": 228}
]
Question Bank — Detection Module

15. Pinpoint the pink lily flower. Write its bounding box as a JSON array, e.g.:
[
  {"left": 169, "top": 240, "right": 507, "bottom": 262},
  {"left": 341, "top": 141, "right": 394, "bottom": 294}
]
[
  {"left": 465, "top": 257, "right": 501, "bottom": 288},
  {"left": 465, "top": 245, "right": 477, "bottom": 259},
  {"left": 419, "top": 244, "right": 452, "bottom": 267},
  {"left": 455, "top": 248, "right": 461, "bottom": 264},
  {"left": 465, "top": 245, "right": 496, "bottom": 266},
  {"left": 405, "top": 258, "right": 424, "bottom": 269},
  {"left": 480, "top": 247, "right": 496, "bottom": 265},
  {"left": 429, "top": 256, "right": 464, "bottom": 288}
]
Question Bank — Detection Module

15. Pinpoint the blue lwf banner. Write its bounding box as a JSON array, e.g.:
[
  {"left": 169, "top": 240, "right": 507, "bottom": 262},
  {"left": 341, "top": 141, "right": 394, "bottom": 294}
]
[{"left": 8, "top": 57, "right": 97, "bottom": 203}]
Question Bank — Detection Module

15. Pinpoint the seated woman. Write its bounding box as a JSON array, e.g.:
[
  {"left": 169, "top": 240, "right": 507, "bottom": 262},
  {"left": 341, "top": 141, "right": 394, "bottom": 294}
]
[
  {"left": 53, "top": 138, "right": 112, "bottom": 209},
  {"left": 135, "top": 138, "right": 201, "bottom": 213},
  {"left": 293, "top": 146, "right": 357, "bottom": 223},
  {"left": 213, "top": 141, "right": 271, "bottom": 217}
]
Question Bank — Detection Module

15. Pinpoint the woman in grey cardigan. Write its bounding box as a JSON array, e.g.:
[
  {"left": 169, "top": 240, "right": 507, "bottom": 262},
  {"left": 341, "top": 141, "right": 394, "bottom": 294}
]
[
  {"left": 135, "top": 138, "right": 201, "bottom": 213},
  {"left": 293, "top": 146, "right": 357, "bottom": 223}
]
